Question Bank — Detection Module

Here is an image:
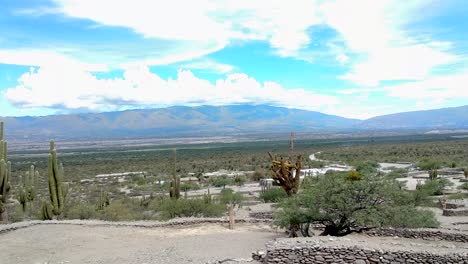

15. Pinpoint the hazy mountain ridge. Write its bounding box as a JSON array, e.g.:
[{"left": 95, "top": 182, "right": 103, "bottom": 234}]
[
  {"left": 1, "top": 104, "right": 467, "bottom": 140},
  {"left": 360, "top": 105, "right": 468, "bottom": 129}
]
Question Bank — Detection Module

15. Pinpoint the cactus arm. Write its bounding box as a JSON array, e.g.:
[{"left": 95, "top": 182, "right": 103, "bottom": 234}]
[
  {"left": 48, "top": 153, "right": 59, "bottom": 214},
  {"left": 56, "top": 162, "right": 64, "bottom": 213}
]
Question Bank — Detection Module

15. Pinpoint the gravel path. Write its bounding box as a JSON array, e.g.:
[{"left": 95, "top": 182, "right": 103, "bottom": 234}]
[{"left": 0, "top": 223, "right": 279, "bottom": 264}]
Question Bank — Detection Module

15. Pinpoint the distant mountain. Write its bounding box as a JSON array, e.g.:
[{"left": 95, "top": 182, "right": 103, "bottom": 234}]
[
  {"left": 0, "top": 105, "right": 359, "bottom": 140},
  {"left": 359, "top": 105, "right": 468, "bottom": 130},
  {"left": 1, "top": 104, "right": 467, "bottom": 141}
]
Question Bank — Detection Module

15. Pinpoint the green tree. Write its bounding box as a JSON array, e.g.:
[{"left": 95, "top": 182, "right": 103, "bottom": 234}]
[{"left": 274, "top": 172, "right": 438, "bottom": 236}]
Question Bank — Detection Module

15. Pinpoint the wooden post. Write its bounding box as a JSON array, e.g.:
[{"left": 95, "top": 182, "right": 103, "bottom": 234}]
[
  {"left": 289, "top": 131, "right": 294, "bottom": 161},
  {"left": 228, "top": 205, "right": 235, "bottom": 230}
]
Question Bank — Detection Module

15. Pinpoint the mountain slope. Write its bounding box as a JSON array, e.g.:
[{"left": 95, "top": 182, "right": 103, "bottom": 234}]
[
  {"left": 359, "top": 105, "right": 468, "bottom": 129},
  {"left": 2, "top": 104, "right": 468, "bottom": 141},
  {"left": 1, "top": 105, "right": 359, "bottom": 140}
]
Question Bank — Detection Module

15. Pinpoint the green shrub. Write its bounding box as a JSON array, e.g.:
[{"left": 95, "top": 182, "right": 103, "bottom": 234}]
[
  {"left": 210, "top": 176, "right": 231, "bottom": 188},
  {"left": 66, "top": 202, "right": 96, "bottom": 220},
  {"left": 234, "top": 175, "right": 246, "bottom": 186},
  {"left": 180, "top": 182, "right": 200, "bottom": 191},
  {"left": 219, "top": 188, "right": 243, "bottom": 205},
  {"left": 153, "top": 198, "right": 225, "bottom": 220},
  {"left": 458, "top": 182, "right": 468, "bottom": 190},
  {"left": 417, "top": 159, "right": 443, "bottom": 170},
  {"left": 251, "top": 170, "right": 265, "bottom": 181},
  {"left": 354, "top": 161, "right": 379, "bottom": 174},
  {"left": 260, "top": 188, "right": 288, "bottom": 203},
  {"left": 447, "top": 193, "right": 468, "bottom": 199},
  {"left": 99, "top": 199, "right": 144, "bottom": 221},
  {"left": 379, "top": 206, "right": 439, "bottom": 228},
  {"left": 8, "top": 204, "right": 25, "bottom": 223}
]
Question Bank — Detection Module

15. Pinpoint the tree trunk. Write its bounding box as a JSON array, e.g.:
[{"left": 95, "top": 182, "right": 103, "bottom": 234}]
[
  {"left": 300, "top": 223, "right": 313, "bottom": 237},
  {"left": 1, "top": 210, "right": 8, "bottom": 223},
  {"left": 289, "top": 223, "right": 300, "bottom": 237}
]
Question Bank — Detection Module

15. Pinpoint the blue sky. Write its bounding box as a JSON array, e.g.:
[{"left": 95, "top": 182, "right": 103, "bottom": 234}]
[{"left": 0, "top": 0, "right": 467, "bottom": 119}]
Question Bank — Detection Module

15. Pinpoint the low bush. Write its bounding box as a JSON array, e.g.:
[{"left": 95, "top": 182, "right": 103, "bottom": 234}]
[
  {"left": 66, "top": 202, "right": 96, "bottom": 220},
  {"left": 219, "top": 188, "right": 243, "bottom": 205},
  {"left": 98, "top": 198, "right": 144, "bottom": 221},
  {"left": 234, "top": 175, "right": 246, "bottom": 186},
  {"left": 379, "top": 206, "right": 439, "bottom": 228},
  {"left": 209, "top": 176, "right": 232, "bottom": 188},
  {"left": 181, "top": 182, "right": 200, "bottom": 192},
  {"left": 458, "top": 182, "right": 468, "bottom": 190},
  {"left": 151, "top": 198, "right": 225, "bottom": 220},
  {"left": 260, "top": 188, "right": 288, "bottom": 203}
]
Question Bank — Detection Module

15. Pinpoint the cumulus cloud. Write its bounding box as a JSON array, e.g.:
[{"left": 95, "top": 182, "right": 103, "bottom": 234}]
[
  {"left": 383, "top": 73, "right": 468, "bottom": 100},
  {"left": 180, "top": 60, "right": 235, "bottom": 74},
  {"left": 321, "top": 0, "right": 459, "bottom": 86},
  {"left": 4, "top": 61, "right": 339, "bottom": 113},
  {"left": 0, "top": 50, "right": 108, "bottom": 72},
  {"left": 43, "top": 0, "right": 322, "bottom": 59}
]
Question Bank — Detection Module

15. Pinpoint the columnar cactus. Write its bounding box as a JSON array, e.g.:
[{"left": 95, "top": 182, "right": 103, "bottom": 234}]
[
  {"left": 170, "top": 175, "right": 181, "bottom": 199},
  {"left": 0, "top": 121, "right": 11, "bottom": 222},
  {"left": 18, "top": 165, "right": 39, "bottom": 212},
  {"left": 48, "top": 140, "right": 65, "bottom": 216},
  {"left": 169, "top": 149, "right": 180, "bottom": 199},
  {"left": 96, "top": 190, "right": 110, "bottom": 211},
  {"left": 429, "top": 168, "right": 438, "bottom": 181},
  {"left": 40, "top": 201, "right": 53, "bottom": 220}
]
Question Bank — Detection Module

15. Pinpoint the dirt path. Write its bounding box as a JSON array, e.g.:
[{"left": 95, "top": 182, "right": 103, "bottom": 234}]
[{"left": 0, "top": 223, "right": 279, "bottom": 264}]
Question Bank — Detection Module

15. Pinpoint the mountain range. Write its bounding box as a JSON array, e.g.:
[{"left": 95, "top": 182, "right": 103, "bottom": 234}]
[{"left": 1, "top": 104, "right": 467, "bottom": 141}]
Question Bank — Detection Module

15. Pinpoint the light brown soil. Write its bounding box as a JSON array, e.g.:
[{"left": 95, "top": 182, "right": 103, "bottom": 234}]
[{"left": 0, "top": 223, "right": 278, "bottom": 264}]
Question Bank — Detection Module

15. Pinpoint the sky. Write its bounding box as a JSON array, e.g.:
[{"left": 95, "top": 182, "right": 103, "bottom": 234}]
[{"left": 0, "top": 0, "right": 467, "bottom": 119}]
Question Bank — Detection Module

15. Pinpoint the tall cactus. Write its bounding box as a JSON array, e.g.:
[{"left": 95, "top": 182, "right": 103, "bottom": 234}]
[
  {"left": 0, "top": 121, "right": 11, "bottom": 222},
  {"left": 48, "top": 140, "right": 65, "bottom": 216},
  {"left": 96, "top": 190, "right": 110, "bottom": 211},
  {"left": 18, "top": 165, "right": 39, "bottom": 212},
  {"left": 169, "top": 149, "right": 180, "bottom": 199}
]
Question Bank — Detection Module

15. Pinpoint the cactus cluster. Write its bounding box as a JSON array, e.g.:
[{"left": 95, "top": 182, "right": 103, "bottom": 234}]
[
  {"left": 203, "top": 188, "right": 212, "bottom": 204},
  {"left": 0, "top": 121, "right": 11, "bottom": 222},
  {"left": 18, "top": 165, "right": 39, "bottom": 211},
  {"left": 40, "top": 201, "right": 53, "bottom": 220},
  {"left": 47, "top": 140, "right": 65, "bottom": 217},
  {"left": 96, "top": 190, "right": 110, "bottom": 211},
  {"left": 169, "top": 149, "right": 181, "bottom": 199},
  {"left": 429, "top": 168, "right": 438, "bottom": 180}
]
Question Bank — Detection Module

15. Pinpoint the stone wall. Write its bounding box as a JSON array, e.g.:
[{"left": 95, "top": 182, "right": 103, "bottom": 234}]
[
  {"left": 253, "top": 243, "right": 468, "bottom": 263},
  {"left": 364, "top": 228, "right": 468, "bottom": 243},
  {"left": 0, "top": 217, "right": 271, "bottom": 235},
  {"left": 249, "top": 212, "right": 273, "bottom": 219},
  {"left": 443, "top": 208, "right": 468, "bottom": 216}
]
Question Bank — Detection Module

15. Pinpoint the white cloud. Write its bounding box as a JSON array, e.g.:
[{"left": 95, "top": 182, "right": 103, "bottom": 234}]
[
  {"left": 340, "top": 45, "right": 456, "bottom": 86},
  {"left": 5, "top": 59, "right": 339, "bottom": 113},
  {"left": 45, "top": 0, "right": 322, "bottom": 59},
  {"left": 321, "top": 0, "right": 459, "bottom": 86},
  {"left": 383, "top": 73, "right": 468, "bottom": 100},
  {"left": 181, "top": 60, "right": 235, "bottom": 74},
  {"left": 0, "top": 50, "right": 108, "bottom": 72}
]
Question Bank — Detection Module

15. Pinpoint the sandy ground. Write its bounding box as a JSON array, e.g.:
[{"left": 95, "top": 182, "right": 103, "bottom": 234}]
[{"left": 0, "top": 223, "right": 278, "bottom": 264}]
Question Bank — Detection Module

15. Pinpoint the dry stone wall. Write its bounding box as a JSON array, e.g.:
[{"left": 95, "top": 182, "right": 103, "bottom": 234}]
[
  {"left": 253, "top": 243, "right": 468, "bottom": 263},
  {"left": 364, "top": 228, "right": 468, "bottom": 243}
]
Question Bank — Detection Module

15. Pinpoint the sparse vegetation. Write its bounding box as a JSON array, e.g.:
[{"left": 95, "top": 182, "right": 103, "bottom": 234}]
[{"left": 260, "top": 188, "right": 288, "bottom": 203}]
